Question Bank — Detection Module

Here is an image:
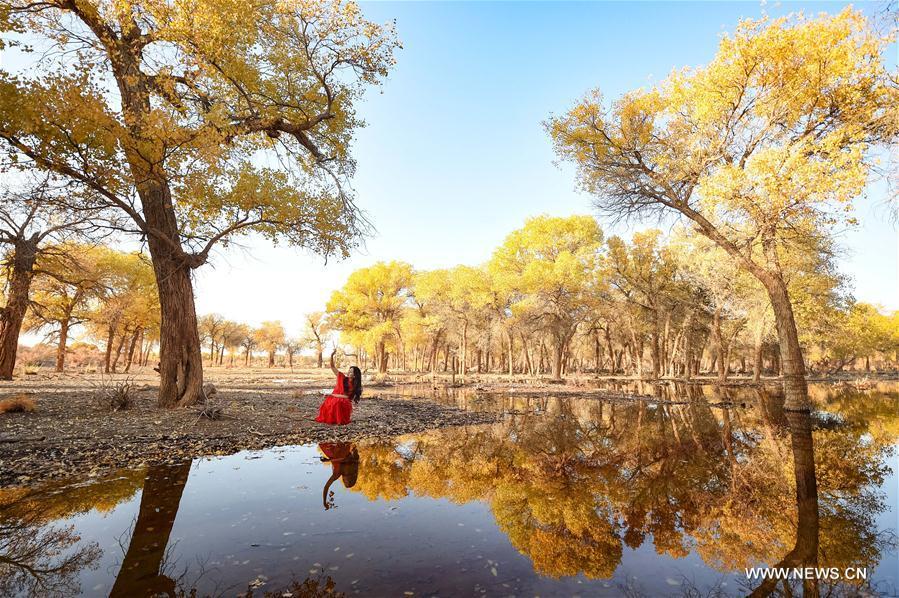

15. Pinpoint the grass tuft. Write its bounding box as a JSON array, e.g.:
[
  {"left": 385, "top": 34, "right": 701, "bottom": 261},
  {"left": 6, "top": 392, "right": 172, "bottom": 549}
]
[{"left": 0, "top": 394, "right": 37, "bottom": 413}]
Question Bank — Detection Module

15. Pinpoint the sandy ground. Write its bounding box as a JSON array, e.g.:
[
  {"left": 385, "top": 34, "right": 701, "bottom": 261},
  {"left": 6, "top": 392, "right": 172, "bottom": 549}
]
[{"left": 0, "top": 367, "right": 499, "bottom": 486}]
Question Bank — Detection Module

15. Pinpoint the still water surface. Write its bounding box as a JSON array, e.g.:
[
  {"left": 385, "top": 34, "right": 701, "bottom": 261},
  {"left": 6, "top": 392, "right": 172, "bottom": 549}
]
[{"left": 1, "top": 382, "right": 897, "bottom": 597}]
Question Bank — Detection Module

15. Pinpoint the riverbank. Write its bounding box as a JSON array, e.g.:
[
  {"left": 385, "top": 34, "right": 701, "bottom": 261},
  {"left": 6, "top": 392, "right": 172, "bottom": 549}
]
[
  {"left": 2, "top": 367, "right": 894, "bottom": 486},
  {"left": 0, "top": 369, "right": 500, "bottom": 486}
]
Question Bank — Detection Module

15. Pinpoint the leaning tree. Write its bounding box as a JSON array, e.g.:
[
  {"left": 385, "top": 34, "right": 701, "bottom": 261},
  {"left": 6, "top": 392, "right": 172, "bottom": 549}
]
[
  {"left": 548, "top": 9, "right": 897, "bottom": 410},
  {"left": 0, "top": 0, "right": 398, "bottom": 406}
]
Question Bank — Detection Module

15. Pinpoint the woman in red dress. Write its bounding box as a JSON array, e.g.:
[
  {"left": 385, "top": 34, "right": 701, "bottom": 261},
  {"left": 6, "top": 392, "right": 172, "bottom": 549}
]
[{"left": 315, "top": 350, "right": 362, "bottom": 425}]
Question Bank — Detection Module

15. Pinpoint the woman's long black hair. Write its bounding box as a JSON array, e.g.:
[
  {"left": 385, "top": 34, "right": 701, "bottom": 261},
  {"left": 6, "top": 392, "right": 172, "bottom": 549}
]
[{"left": 348, "top": 366, "right": 362, "bottom": 403}]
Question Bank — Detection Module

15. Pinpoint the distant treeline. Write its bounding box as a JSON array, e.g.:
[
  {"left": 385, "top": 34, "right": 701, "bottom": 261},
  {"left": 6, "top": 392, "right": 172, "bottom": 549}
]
[{"left": 317, "top": 216, "right": 897, "bottom": 380}]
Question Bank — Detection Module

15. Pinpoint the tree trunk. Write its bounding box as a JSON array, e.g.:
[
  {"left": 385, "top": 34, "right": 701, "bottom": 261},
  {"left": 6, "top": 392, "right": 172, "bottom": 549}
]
[
  {"left": 460, "top": 321, "right": 468, "bottom": 383},
  {"left": 268, "top": 350, "right": 275, "bottom": 367},
  {"left": 378, "top": 340, "right": 387, "bottom": 373},
  {"left": 507, "top": 331, "right": 514, "bottom": 378},
  {"left": 124, "top": 329, "right": 140, "bottom": 373},
  {"left": 773, "top": 346, "right": 782, "bottom": 377},
  {"left": 764, "top": 275, "right": 809, "bottom": 411},
  {"left": 753, "top": 335, "right": 764, "bottom": 382},
  {"left": 628, "top": 325, "right": 642, "bottom": 378},
  {"left": 0, "top": 235, "right": 39, "bottom": 379},
  {"left": 552, "top": 336, "right": 564, "bottom": 380},
  {"left": 124, "top": 173, "right": 197, "bottom": 402},
  {"left": 317, "top": 348, "right": 323, "bottom": 368},
  {"left": 136, "top": 329, "right": 145, "bottom": 368},
  {"left": 142, "top": 220, "right": 204, "bottom": 405},
  {"left": 111, "top": 329, "right": 128, "bottom": 373},
  {"left": 650, "top": 309, "right": 662, "bottom": 381},
  {"left": 55, "top": 319, "right": 70, "bottom": 373},
  {"left": 712, "top": 307, "right": 729, "bottom": 383},
  {"left": 116, "top": 42, "right": 204, "bottom": 407},
  {"left": 604, "top": 327, "right": 615, "bottom": 374}
]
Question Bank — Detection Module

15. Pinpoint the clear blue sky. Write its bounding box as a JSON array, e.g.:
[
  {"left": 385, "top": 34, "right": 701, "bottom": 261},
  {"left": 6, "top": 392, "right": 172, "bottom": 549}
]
[{"left": 196, "top": 1, "right": 897, "bottom": 336}]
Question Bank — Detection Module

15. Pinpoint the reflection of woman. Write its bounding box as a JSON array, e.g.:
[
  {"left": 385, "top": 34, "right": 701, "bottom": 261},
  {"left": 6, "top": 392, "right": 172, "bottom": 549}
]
[
  {"left": 319, "top": 442, "right": 360, "bottom": 510},
  {"left": 315, "top": 350, "right": 362, "bottom": 425}
]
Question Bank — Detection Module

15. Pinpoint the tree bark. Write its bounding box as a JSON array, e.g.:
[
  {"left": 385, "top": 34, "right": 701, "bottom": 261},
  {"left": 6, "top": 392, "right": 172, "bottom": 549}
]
[
  {"left": 552, "top": 335, "right": 564, "bottom": 380},
  {"left": 712, "top": 307, "right": 729, "bottom": 383},
  {"left": 103, "top": 325, "right": 116, "bottom": 374},
  {"left": 378, "top": 340, "right": 387, "bottom": 374},
  {"left": 55, "top": 319, "right": 70, "bottom": 373},
  {"left": 650, "top": 310, "right": 662, "bottom": 381},
  {"left": 753, "top": 339, "right": 764, "bottom": 382},
  {"left": 764, "top": 275, "right": 809, "bottom": 411},
  {"left": 507, "top": 331, "right": 514, "bottom": 378},
  {"left": 604, "top": 327, "right": 615, "bottom": 374},
  {"left": 124, "top": 328, "right": 140, "bottom": 373},
  {"left": 460, "top": 321, "right": 468, "bottom": 383},
  {"left": 129, "top": 171, "right": 204, "bottom": 405},
  {"left": 111, "top": 328, "right": 128, "bottom": 373},
  {"left": 0, "top": 235, "right": 39, "bottom": 379}
]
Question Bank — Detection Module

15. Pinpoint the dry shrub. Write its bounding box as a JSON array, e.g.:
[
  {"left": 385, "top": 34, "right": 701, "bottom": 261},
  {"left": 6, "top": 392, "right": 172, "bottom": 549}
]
[
  {"left": 196, "top": 405, "right": 223, "bottom": 421},
  {"left": 93, "top": 378, "right": 136, "bottom": 412},
  {"left": 0, "top": 394, "right": 37, "bottom": 413},
  {"left": 201, "top": 383, "right": 217, "bottom": 404}
]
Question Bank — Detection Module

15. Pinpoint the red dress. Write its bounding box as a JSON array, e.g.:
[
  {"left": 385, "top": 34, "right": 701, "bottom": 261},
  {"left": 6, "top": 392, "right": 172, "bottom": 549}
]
[{"left": 315, "top": 372, "right": 353, "bottom": 425}]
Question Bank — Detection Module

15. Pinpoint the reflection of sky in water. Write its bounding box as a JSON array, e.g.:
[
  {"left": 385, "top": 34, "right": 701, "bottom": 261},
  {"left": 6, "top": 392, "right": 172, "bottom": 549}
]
[
  {"left": 3, "top": 383, "right": 898, "bottom": 597},
  {"left": 875, "top": 450, "right": 898, "bottom": 590}
]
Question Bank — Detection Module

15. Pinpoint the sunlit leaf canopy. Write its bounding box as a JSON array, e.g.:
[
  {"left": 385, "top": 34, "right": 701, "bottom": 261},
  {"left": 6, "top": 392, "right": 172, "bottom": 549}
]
[
  {"left": 488, "top": 215, "right": 602, "bottom": 328},
  {"left": 548, "top": 8, "right": 898, "bottom": 256},
  {"left": 0, "top": 0, "right": 399, "bottom": 258},
  {"left": 326, "top": 260, "right": 412, "bottom": 355}
]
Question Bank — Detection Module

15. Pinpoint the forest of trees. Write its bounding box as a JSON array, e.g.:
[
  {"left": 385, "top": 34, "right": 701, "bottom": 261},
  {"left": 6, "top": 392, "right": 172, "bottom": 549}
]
[
  {"left": 320, "top": 215, "right": 899, "bottom": 381},
  {"left": 0, "top": 241, "right": 161, "bottom": 375},
  {"left": 0, "top": 4, "right": 895, "bottom": 412},
  {"left": 5, "top": 213, "right": 899, "bottom": 385}
]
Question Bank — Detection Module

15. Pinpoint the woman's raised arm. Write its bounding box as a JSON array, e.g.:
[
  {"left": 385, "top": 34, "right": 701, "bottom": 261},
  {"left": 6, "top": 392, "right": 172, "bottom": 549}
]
[{"left": 329, "top": 349, "right": 340, "bottom": 376}]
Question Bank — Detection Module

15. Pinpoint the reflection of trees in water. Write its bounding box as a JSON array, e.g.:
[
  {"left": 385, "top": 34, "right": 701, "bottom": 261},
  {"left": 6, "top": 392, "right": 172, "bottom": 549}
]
[
  {"left": 110, "top": 462, "right": 192, "bottom": 597},
  {"left": 0, "top": 511, "right": 100, "bottom": 596},
  {"left": 0, "top": 470, "right": 144, "bottom": 595},
  {"left": 353, "top": 389, "right": 898, "bottom": 589}
]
